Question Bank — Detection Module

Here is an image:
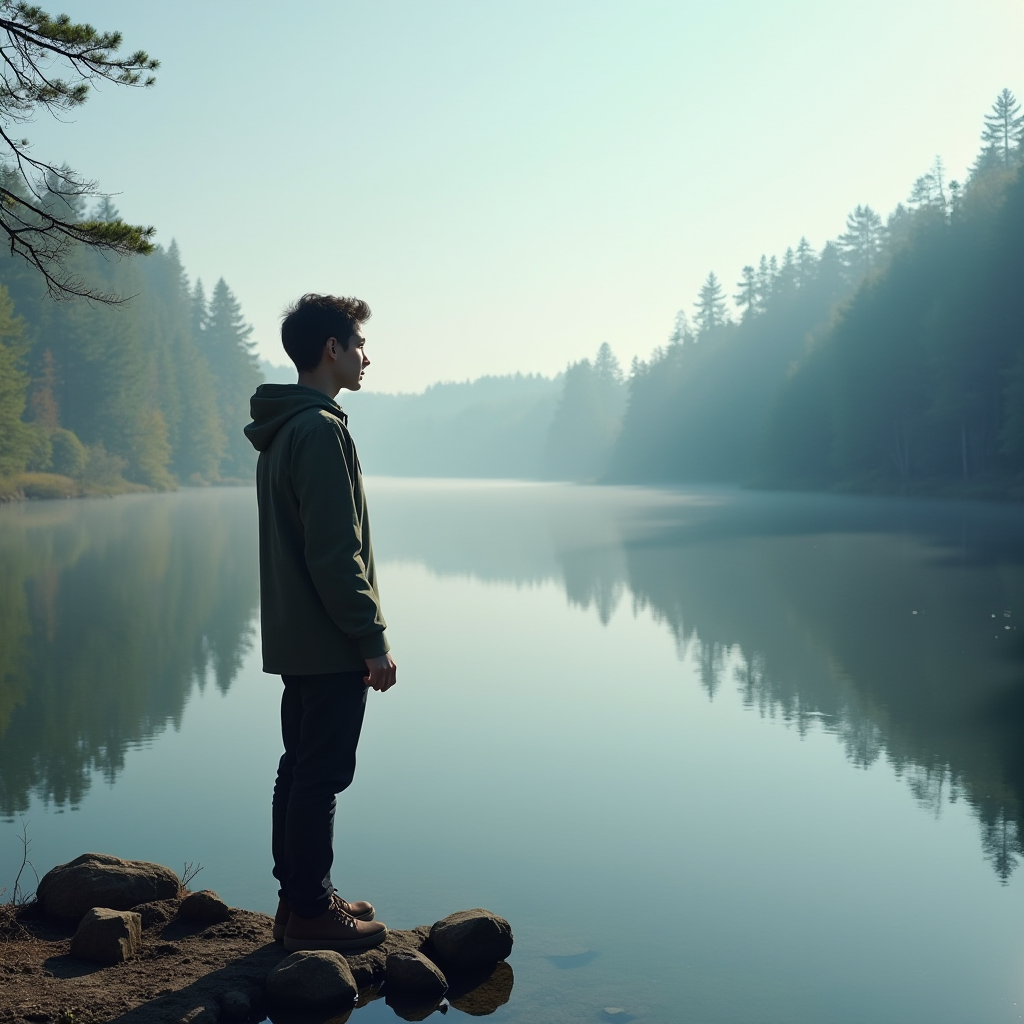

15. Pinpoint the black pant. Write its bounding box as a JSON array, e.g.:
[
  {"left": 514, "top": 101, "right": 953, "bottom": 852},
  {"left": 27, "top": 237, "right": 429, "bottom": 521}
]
[{"left": 272, "top": 671, "right": 368, "bottom": 918}]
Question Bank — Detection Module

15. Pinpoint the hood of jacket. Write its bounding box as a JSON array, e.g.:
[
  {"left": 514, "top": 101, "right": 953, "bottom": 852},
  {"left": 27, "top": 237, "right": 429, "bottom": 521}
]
[{"left": 244, "top": 383, "right": 348, "bottom": 452}]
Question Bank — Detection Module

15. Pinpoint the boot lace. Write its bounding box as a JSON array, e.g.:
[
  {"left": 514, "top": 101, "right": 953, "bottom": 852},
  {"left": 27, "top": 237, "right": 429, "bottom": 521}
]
[{"left": 328, "top": 892, "right": 357, "bottom": 928}]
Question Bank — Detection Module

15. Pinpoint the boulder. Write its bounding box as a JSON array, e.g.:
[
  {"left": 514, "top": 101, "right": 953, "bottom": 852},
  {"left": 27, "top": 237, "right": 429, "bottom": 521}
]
[
  {"left": 448, "top": 960, "right": 514, "bottom": 1015},
  {"left": 386, "top": 950, "right": 448, "bottom": 999},
  {"left": 219, "top": 989, "right": 251, "bottom": 1021},
  {"left": 178, "top": 890, "right": 230, "bottom": 924},
  {"left": 346, "top": 946, "right": 388, "bottom": 990},
  {"left": 37, "top": 853, "right": 179, "bottom": 921},
  {"left": 69, "top": 907, "right": 141, "bottom": 964},
  {"left": 266, "top": 949, "right": 357, "bottom": 1009},
  {"left": 428, "top": 909, "right": 513, "bottom": 970},
  {"left": 133, "top": 899, "right": 179, "bottom": 930},
  {"left": 347, "top": 928, "right": 431, "bottom": 989}
]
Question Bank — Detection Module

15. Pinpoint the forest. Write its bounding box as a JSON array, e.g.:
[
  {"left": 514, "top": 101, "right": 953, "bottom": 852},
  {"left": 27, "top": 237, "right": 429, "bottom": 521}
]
[
  {"left": 0, "top": 90, "right": 1021, "bottom": 498},
  {"left": 598, "top": 88, "right": 1023, "bottom": 496},
  {"left": 281, "top": 89, "right": 1024, "bottom": 497},
  {"left": 0, "top": 176, "right": 261, "bottom": 499}
]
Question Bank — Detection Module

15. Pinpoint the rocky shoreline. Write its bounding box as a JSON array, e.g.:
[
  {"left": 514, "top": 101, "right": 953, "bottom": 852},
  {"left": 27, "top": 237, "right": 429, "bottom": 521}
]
[{"left": 0, "top": 854, "right": 514, "bottom": 1024}]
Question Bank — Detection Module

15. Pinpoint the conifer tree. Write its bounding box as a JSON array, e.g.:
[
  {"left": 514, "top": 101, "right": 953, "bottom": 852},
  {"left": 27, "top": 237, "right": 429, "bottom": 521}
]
[
  {"left": 734, "top": 266, "right": 757, "bottom": 320},
  {"left": 190, "top": 279, "right": 208, "bottom": 340},
  {"left": 142, "top": 244, "right": 224, "bottom": 481},
  {"left": 795, "top": 237, "right": 817, "bottom": 288},
  {"left": 838, "top": 205, "right": 886, "bottom": 279},
  {"left": 204, "top": 278, "right": 261, "bottom": 479},
  {"left": 981, "top": 89, "right": 1024, "bottom": 168},
  {"left": 908, "top": 156, "right": 948, "bottom": 210},
  {"left": 775, "top": 247, "right": 797, "bottom": 295},
  {"left": 694, "top": 272, "right": 728, "bottom": 335},
  {"left": 668, "top": 309, "right": 695, "bottom": 346},
  {"left": 593, "top": 341, "right": 624, "bottom": 388},
  {"left": 755, "top": 255, "right": 774, "bottom": 312},
  {"left": 545, "top": 344, "right": 626, "bottom": 481},
  {"left": 0, "top": 284, "right": 30, "bottom": 476},
  {"left": 27, "top": 349, "right": 58, "bottom": 429},
  {"left": 0, "top": 3, "right": 159, "bottom": 299},
  {"left": 94, "top": 196, "right": 121, "bottom": 223}
]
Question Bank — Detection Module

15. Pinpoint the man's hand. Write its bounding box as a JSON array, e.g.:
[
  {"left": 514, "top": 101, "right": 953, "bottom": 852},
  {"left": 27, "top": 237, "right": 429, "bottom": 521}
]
[{"left": 364, "top": 653, "right": 397, "bottom": 692}]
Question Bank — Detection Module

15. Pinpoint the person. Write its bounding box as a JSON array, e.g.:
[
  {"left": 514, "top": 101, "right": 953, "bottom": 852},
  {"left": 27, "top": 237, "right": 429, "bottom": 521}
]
[{"left": 244, "top": 293, "right": 396, "bottom": 953}]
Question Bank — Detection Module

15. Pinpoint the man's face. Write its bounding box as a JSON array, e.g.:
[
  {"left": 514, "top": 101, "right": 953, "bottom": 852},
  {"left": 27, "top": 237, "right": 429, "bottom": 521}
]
[{"left": 331, "top": 328, "right": 370, "bottom": 391}]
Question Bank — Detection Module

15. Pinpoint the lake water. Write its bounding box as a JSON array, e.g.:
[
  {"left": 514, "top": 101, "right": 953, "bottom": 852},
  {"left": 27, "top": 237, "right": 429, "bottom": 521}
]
[{"left": 1, "top": 481, "right": 1022, "bottom": 1023}]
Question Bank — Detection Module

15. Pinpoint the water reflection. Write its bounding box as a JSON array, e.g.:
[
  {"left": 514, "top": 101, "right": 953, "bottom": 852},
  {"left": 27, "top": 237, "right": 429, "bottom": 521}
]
[
  {"left": 1, "top": 481, "right": 1021, "bottom": 888},
  {"left": 370, "top": 481, "right": 1024, "bottom": 879},
  {"left": 0, "top": 490, "right": 259, "bottom": 819},
  {"left": 261, "top": 962, "right": 514, "bottom": 1023}
]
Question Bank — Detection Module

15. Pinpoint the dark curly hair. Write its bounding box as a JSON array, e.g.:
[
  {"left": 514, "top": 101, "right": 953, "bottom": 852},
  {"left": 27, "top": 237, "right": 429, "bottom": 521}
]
[{"left": 280, "top": 293, "right": 372, "bottom": 372}]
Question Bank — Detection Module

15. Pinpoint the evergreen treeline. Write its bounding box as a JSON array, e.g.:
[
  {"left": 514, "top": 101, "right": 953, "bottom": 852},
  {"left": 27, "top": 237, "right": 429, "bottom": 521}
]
[
  {"left": 547, "top": 89, "right": 1024, "bottom": 497},
  {"left": 762, "top": 149, "right": 1023, "bottom": 492},
  {"left": 326, "top": 372, "right": 564, "bottom": 479},
  {"left": 0, "top": 174, "right": 261, "bottom": 496},
  {"left": 544, "top": 342, "right": 626, "bottom": 480}
]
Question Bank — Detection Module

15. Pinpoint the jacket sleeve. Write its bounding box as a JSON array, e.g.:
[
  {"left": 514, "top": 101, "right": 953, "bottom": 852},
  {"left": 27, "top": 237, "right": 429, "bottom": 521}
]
[{"left": 290, "top": 418, "right": 389, "bottom": 659}]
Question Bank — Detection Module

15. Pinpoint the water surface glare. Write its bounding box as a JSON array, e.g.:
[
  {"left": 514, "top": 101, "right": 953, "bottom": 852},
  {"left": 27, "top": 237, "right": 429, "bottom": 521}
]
[{"left": 0, "top": 482, "right": 1022, "bottom": 1023}]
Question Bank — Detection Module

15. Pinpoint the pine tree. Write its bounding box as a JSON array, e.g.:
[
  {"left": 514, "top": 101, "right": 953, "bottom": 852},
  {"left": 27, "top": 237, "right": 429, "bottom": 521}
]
[
  {"left": 0, "top": 5, "right": 158, "bottom": 300},
  {"left": 204, "top": 278, "right": 261, "bottom": 479},
  {"left": 795, "top": 237, "right": 817, "bottom": 288},
  {"left": 755, "top": 254, "right": 774, "bottom": 312},
  {"left": 908, "top": 156, "right": 948, "bottom": 211},
  {"left": 694, "top": 272, "right": 728, "bottom": 335},
  {"left": 838, "top": 205, "right": 886, "bottom": 279},
  {"left": 981, "top": 88, "right": 1024, "bottom": 168},
  {"left": 545, "top": 344, "right": 626, "bottom": 480},
  {"left": 28, "top": 349, "right": 59, "bottom": 429},
  {"left": 191, "top": 279, "right": 208, "bottom": 340},
  {"left": 593, "top": 342, "right": 624, "bottom": 388},
  {"left": 668, "top": 309, "right": 695, "bottom": 346},
  {"left": 0, "top": 284, "right": 31, "bottom": 476},
  {"left": 94, "top": 197, "right": 121, "bottom": 223},
  {"left": 734, "top": 266, "right": 757, "bottom": 320},
  {"left": 775, "top": 247, "right": 797, "bottom": 295},
  {"left": 142, "top": 244, "right": 224, "bottom": 482}
]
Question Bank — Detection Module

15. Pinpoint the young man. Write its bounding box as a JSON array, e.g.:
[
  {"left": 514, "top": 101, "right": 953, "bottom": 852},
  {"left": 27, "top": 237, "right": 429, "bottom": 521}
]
[{"left": 244, "top": 293, "right": 396, "bottom": 953}]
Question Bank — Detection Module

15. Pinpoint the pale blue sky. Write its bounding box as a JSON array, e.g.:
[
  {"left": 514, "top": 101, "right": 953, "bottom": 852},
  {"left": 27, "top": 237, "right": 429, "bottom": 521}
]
[{"left": 26, "top": 1, "right": 1024, "bottom": 392}]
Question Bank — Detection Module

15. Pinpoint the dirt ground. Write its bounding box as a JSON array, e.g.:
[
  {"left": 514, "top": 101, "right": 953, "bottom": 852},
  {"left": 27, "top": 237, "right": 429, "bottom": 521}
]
[
  {"left": 1, "top": 896, "right": 285, "bottom": 1024},
  {"left": 0, "top": 899, "right": 510, "bottom": 1024}
]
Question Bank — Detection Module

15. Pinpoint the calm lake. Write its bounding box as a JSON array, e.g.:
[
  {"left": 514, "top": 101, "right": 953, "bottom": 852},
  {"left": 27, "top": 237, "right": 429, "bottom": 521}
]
[{"left": 1, "top": 481, "right": 1022, "bottom": 1023}]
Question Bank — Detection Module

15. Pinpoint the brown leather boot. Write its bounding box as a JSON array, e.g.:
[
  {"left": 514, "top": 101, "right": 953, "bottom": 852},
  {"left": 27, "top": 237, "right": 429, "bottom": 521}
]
[
  {"left": 273, "top": 893, "right": 375, "bottom": 943},
  {"left": 283, "top": 893, "right": 387, "bottom": 953}
]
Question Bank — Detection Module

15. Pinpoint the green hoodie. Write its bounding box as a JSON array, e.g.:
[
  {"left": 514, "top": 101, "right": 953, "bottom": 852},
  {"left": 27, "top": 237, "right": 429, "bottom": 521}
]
[{"left": 244, "top": 383, "right": 389, "bottom": 675}]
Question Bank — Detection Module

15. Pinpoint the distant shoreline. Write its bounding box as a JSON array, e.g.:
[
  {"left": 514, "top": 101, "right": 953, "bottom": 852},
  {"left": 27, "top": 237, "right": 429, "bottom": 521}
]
[
  {"left": 0, "top": 473, "right": 254, "bottom": 504},
  {"left": 2, "top": 471, "right": 1021, "bottom": 506}
]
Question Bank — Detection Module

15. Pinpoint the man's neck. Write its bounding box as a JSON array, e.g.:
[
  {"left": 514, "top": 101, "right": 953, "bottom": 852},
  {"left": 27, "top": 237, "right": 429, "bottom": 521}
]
[{"left": 296, "top": 368, "right": 340, "bottom": 399}]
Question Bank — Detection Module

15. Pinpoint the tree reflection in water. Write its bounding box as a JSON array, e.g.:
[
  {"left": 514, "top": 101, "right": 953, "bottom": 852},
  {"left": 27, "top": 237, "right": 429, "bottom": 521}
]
[
  {"left": 1, "top": 482, "right": 1021, "bottom": 883},
  {"left": 370, "top": 481, "right": 1024, "bottom": 881},
  {"left": 0, "top": 490, "right": 258, "bottom": 819}
]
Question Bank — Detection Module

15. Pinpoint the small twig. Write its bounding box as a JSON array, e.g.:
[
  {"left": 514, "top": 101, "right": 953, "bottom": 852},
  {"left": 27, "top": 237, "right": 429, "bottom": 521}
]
[
  {"left": 179, "top": 861, "right": 203, "bottom": 895},
  {"left": 11, "top": 820, "right": 37, "bottom": 905}
]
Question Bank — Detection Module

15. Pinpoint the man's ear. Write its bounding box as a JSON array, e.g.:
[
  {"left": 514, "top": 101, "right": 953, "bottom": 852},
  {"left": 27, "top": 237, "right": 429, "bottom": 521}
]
[{"left": 325, "top": 336, "right": 338, "bottom": 359}]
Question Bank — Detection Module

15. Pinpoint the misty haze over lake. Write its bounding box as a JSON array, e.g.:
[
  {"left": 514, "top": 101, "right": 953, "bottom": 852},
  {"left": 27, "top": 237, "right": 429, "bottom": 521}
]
[
  {"left": 1, "top": 483, "right": 1021, "bottom": 1022},
  {"left": 0, "top": 5, "right": 1020, "bottom": 1020}
]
